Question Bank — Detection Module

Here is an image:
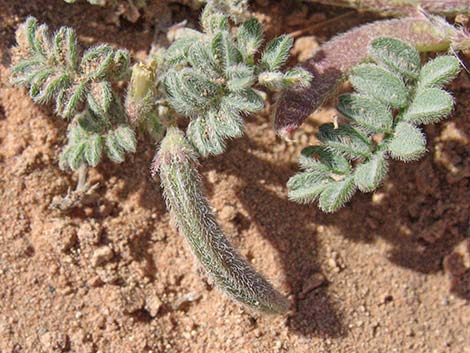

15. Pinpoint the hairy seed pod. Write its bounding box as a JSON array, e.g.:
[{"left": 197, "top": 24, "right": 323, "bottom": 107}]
[
  {"left": 274, "top": 15, "right": 469, "bottom": 136},
  {"left": 303, "top": 0, "right": 470, "bottom": 17},
  {"left": 154, "top": 127, "right": 289, "bottom": 314}
]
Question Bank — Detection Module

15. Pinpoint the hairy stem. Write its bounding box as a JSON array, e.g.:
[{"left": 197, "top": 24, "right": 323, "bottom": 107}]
[
  {"left": 303, "top": 0, "right": 470, "bottom": 17},
  {"left": 274, "top": 15, "right": 470, "bottom": 135},
  {"left": 154, "top": 127, "right": 289, "bottom": 314},
  {"left": 76, "top": 164, "right": 89, "bottom": 192}
]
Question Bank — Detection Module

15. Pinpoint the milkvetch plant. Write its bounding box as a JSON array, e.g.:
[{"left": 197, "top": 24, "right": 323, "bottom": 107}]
[
  {"left": 9, "top": 2, "right": 310, "bottom": 314},
  {"left": 10, "top": 1, "right": 467, "bottom": 314},
  {"left": 287, "top": 37, "right": 461, "bottom": 212}
]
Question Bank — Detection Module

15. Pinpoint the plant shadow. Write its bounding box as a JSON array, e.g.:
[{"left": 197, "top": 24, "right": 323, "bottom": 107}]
[{"left": 203, "top": 92, "right": 470, "bottom": 335}]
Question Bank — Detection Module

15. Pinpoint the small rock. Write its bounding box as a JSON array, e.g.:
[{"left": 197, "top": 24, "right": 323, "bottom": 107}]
[
  {"left": 301, "top": 273, "right": 326, "bottom": 296},
  {"left": 219, "top": 205, "right": 236, "bottom": 222},
  {"left": 40, "top": 331, "right": 70, "bottom": 352},
  {"left": 91, "top": 246, "right": 114, "bottom": 267},
  {"left": 172, "top": 292, "right": 201, "bottom": 311},
  {"left": 145, "top": 295, "right": 163, "bottom": 317},
  {"left": 47, "top": 220, "right": 78, "bottom": 253},
  {"left": 383, "top": 294, "right": 394, "bottom": 304},
  {"left": 77, "top": 220, "right": 103, "bottom": 246},
  {"left": 119, "top": 287, "right": 145, "bottom": 314},
  {"left": 88, "top": 275, "right": 103, "bottom": 288}
]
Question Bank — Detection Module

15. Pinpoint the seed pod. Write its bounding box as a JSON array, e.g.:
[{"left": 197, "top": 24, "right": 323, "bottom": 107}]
[
  {"left": 154, "top": 127, "right": 289, "bottom": 314},
  {"left": 273, "top": 16, "right": 468, "bottom": 136}
]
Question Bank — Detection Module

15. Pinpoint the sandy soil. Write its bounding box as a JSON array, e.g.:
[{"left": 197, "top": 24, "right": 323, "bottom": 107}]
[{"left": 0, "top": 1, "right": 469, "bottom": 352}]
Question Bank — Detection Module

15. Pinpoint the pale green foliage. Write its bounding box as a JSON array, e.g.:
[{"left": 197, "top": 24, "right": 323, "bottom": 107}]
[
  {"left": 155, "top": 128, "right": 289, "bottom": 314},
  {"left": 10, "top": 17, "right": 135, "bottom": 171},
  {"left": 162, "top": 9, "right": 311, "bottom": 157},
  {"left": 349, "top": 64, "right": 408, "bottom": 108},
  {"left": 288, "top": 37, "right": 460, "bottom": 213},
  {"left": 12, "top": 4, "right": 295, "bottom": 314}
]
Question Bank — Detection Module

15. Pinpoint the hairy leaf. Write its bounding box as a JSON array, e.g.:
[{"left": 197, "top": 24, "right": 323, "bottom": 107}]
[
  {"left": 114, "top": 125, "right": 137, "bottom": 153},
  {"left": 187, "top": 116, "right": 225, "bottom": 157},
  {"left": 418, "top": 55, "right": 461, "bottom": 89},
  {"left": 299, "top": 145, "right": 352, "bottom": 175},
  {"left": 354, "top": 151, "right": 388, "bottom": 192},
  {"left": 237, "top": 18, "right": 263, "bottom": 58},
  {"left": 80, "top": 44, "right": 114, "bottom": 79},
  {"left": 165, "top": 37, "right": 195, "bottom": 65},
  {"left": 226, "top": 64, "right": 255, "bottom": 92},
  {"left": 317, "top": 123, "right": 372, "bottom": 159},
  {"left": 287, "top": 171, "right": 330, "bottom": 203},
  {"left": 318, "top": 176, "right": 356, "bottom": 213},
  {"left": 227, "top": 89, "right": 264, "bottom": 113},
  {"left": 212, "top": 31, "right": 242, "bottom": 69},
  {"left": 187, "top": 41, "right": 220, "bottom": 78},
  {"left": 337, "top": 93, "right": 393, "bottom": 133},
  {"left": 105, "top": 132, "right": 125, "bottom": 163},
  {"left": 282, "top": 68, "right": 312, "bottom": 88},
  {"left": 388, "top": 121, "right": 426, "bottom": 161},
  {"left": 84, "top": 134, "right": 103, "bottom": 167},
  {"left": 349, "top": 64, "right": 408, "bottom": 108},
  {"left": 403, "top": 87, "right": 454, "bottom": 125},
  {"left": 369, "top": 37, "right": 420, "bottom": 79},
  {"left": 260, "top": 35, "right": 293, "bottom": 71},
  {"left": 77, "top": 109, "right": 103, "bottom": 133}
]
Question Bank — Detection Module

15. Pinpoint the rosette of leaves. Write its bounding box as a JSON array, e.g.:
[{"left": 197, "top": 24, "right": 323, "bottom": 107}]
[
  {"left": 288, "top": 37, "right": 460, "bottom": 212},
  {"left": 162, "top": 9, "right": 311, "bottom": 157},
  {"left": 10, "top": 17, "right": 136, "bottom": 171}
]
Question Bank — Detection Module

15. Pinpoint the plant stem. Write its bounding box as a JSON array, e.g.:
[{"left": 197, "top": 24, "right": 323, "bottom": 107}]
[
  {"left": 76, "top": 163, "right": 89, "bottom": 193},
  {"left": 155, "top": 127, "right": 289, "bottom": 314}
]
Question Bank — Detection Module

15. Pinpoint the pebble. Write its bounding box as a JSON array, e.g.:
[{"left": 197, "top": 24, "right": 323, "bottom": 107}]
[
  {"left": 91, "top": 246, "right": 114, "bottom": 267},
  {"left": 145, "top": 295, "right": 163, "bottom": 317},
  {"left": 119, "top": 287, "right": 146, "bottom": 314},
  {"left": 300, "top": 272, "right": 326, "bottom": 297},
  {"left": 219, "top": 205, "right": 236, "bottom": 222},
  {"left": 172, "top": 292, "right": 201, "bottom": 311}
]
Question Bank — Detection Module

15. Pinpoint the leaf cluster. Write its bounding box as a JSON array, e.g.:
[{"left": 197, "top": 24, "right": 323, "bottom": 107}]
[
  {"left": 288, "top": 37, "right": 460, "bottom": 212},
  {"left": 10, "top": 17, "right": 136, "bottom": 171},
  {"left": 161, "top": 8, "right": 311, "bottom": 157}
]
